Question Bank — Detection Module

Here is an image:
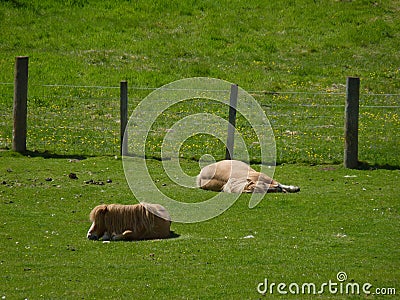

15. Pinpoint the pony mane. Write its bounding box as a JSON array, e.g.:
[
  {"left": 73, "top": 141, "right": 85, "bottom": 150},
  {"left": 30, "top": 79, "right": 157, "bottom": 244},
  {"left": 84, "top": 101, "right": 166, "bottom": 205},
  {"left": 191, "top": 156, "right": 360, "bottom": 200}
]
[
  {"left": 90, "top": 204, "right": 106, "bottom": 222},
  {"left": 104, "top": 203, "right": 156, "bottom": 235}
]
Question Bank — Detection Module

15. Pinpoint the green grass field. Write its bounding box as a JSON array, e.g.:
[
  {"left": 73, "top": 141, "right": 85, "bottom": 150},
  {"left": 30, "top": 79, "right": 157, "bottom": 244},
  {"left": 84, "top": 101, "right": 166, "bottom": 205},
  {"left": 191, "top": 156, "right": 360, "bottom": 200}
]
[
  {"left": 0, "top": 0, "right": 399, "bottom": 165},
  {"left": 0, "top": 154, "right": 399, "bottom": 299},
  {"left": 0, "top": 0, "right": 399, "bottom": 299},
  {"left": 1, "top": 0, "right": 399, "bottom": 92}
]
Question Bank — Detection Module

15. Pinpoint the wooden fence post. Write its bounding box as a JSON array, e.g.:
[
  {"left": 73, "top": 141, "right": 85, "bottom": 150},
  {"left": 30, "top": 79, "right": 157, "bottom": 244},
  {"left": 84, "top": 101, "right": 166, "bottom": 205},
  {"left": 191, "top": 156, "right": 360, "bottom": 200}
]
[
  {"left": 344, "top": 77, "right": 360, "bottom": 168},
  {"left": 225, "top": 84, "right": 238, "bottom": 160},
  {"left": 13, "top": 56, "right": 29, "bottom": 153},
  {"left": 120, "top": 80, "right": 128, "bottom": 156}
]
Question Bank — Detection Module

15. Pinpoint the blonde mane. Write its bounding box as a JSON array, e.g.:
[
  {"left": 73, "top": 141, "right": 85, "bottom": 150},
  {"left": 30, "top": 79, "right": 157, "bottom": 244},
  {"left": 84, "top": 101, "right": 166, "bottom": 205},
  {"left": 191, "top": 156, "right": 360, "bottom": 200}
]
[
  {"left": 91, "top": 203, "right": 160, "bottom": 236},
  {"left": 110, "top": 204, "right": 155, "bottom": 235}
]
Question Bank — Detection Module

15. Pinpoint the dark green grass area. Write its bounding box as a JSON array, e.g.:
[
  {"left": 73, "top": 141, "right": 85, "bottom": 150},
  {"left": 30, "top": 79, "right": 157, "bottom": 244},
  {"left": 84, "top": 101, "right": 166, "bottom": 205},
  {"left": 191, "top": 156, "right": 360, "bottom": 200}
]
[
  {"left": 0, "top": 0, "right": 399, "bottom": 92},
  {"left": 1, "top": 154, "right": 399, "bottom": 299}
]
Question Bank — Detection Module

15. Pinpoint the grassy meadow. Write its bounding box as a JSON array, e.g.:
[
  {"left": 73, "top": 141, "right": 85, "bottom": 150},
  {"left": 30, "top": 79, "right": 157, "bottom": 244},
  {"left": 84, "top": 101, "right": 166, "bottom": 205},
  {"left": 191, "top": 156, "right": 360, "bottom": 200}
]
[
  {"left": 0, "top": 0, "right": 399, "bottom": 299},
  {"left": 0, "top": 0, "right": 399, "bottom": 92},
  {"left": 0, "top": 153, "right": 399, "bottom": 299},
  {"left": 0, "top": 0, "right": 399, "bottom": 165}
]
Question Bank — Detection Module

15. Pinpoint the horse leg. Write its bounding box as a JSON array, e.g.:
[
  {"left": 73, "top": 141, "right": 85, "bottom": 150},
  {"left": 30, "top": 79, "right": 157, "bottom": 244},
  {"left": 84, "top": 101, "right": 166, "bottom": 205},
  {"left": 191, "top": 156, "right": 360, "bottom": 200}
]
[
  {"left": 110, "top": 231, "right": 127, "bottom": 241},
  {"left": 102, "top": 232, "right": 111, "bottom": 241},
  {"left": 266, "top": 184, "right": 285, "bottom": 193},
  {"left": 111, "top": 230, "right": 142, "bottom": 241},
  {"left": 278, "top": 183, "right": 300, "bottom": 193},
  {"left": 199, "top": 178, "right": 226, "bottom": 192}
]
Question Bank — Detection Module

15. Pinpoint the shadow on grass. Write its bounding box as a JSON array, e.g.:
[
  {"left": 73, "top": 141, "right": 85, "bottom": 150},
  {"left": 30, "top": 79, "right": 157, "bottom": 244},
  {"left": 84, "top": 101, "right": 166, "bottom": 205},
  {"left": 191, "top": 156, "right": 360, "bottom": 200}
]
[
  {"left": 168, "top": 231, "right": 181, "bottom": 239},
  {"left": 25, "top": 150, "right": 89, "bottom": 160},
  {"left": 357, "top": 161, "right": 400, "bottom": 171},
  {"left": 3, "top": 150, "right": 399, "bottom": 170},
  {"left": 93, "top": 231, "right": 181, "bottom": 242},
  {"left": 0, "top": 149, "right": 88, "bottom": 160}
]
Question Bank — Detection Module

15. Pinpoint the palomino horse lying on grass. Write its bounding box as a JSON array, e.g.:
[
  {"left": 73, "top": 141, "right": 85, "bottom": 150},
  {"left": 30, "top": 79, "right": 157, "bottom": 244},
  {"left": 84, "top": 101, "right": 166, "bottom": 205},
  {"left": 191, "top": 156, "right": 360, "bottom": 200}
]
[
  {"left": 196, "top": 160, "right": 300, "bottom": 193},
  {"left": 87, "top": 203, "right": 171, "bottom": 241}
]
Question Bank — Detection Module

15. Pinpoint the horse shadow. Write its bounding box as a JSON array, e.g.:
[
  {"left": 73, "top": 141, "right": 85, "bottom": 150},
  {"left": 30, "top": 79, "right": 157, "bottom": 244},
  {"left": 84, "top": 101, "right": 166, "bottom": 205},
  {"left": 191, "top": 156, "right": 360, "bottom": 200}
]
[
  {"left": 357, "top": 161, "right": 400, "bottom": 170},
  {"left": 168, "top": 231, "right": 181, "bottom": 240}
]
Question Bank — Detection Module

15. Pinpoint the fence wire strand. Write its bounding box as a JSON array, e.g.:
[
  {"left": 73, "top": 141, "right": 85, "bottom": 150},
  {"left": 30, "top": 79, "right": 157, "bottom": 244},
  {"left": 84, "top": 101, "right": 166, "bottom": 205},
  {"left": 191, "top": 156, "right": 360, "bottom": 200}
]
[{"left": 0, "top": 83, "right": 399, "bottom": 165}]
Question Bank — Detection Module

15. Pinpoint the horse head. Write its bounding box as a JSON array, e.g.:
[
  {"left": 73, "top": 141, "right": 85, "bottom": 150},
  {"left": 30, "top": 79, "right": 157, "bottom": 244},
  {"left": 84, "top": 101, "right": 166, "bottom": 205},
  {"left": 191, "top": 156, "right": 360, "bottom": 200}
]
[{"left": 87, "top": 205, "right": 108, "bottom": 240}]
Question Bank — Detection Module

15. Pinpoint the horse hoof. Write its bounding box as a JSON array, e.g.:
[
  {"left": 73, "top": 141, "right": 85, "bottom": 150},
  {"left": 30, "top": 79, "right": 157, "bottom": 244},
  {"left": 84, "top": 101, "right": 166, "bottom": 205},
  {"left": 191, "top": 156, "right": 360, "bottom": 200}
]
[{"left": 288, "top": 186, "right": 300, "bottom": 193}]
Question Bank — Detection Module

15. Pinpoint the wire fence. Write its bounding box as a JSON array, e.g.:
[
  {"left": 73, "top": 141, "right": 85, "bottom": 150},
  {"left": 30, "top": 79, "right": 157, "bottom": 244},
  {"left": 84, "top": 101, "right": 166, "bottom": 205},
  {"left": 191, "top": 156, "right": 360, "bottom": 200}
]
[{"left": 0, "top": 82, "right": 399, "bottom": 166}]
